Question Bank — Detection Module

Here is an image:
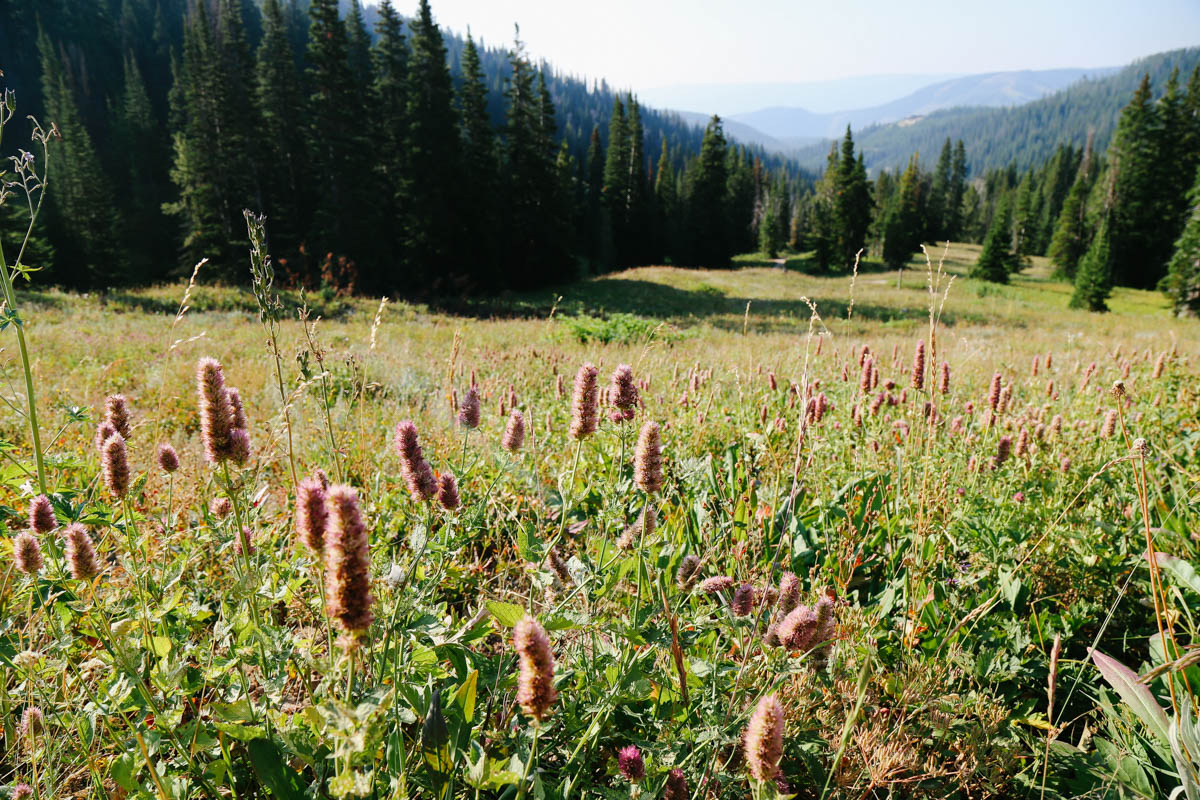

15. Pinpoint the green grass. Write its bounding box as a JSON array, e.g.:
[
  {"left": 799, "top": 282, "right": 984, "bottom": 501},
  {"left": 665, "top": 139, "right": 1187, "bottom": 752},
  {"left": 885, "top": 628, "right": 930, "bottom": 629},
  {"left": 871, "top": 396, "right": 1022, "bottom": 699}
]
[{"left": 0, "top": 246, "right": 1197, "bottom": 799}]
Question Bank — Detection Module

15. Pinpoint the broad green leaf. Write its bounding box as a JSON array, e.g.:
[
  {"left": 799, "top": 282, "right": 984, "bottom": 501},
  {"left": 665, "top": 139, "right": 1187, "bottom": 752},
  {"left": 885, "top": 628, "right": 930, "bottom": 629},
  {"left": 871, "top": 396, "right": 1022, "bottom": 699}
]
[
  {"left": 486, "top": 601, "right": 526, "bottom": 628},
  {"left": 1155, "top": 553, "right": 1200, "bottom": 597},
  {"left": 452, "top": 670, "right": 478, "bottom": 723},
  {"left": 246, "top": 738, "right": 307, "bottom": 800},
  {"left": 1092, "top": 650, "right": 1171, "bottom": 745}
]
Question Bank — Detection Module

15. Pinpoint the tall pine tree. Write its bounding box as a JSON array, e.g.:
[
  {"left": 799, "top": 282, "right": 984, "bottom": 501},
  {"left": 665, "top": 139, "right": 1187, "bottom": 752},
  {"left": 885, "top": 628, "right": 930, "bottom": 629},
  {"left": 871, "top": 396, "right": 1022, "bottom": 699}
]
[{"left": 1165, "top": 163, "right": 1200, "bottom": 316}]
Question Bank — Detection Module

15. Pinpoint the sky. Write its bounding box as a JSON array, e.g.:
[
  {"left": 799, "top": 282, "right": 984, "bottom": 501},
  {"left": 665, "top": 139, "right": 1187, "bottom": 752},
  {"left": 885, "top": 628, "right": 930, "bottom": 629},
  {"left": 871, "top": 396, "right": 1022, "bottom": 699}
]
[{"left": 373, "top": 0, "right": 1200, "bottom": 94}]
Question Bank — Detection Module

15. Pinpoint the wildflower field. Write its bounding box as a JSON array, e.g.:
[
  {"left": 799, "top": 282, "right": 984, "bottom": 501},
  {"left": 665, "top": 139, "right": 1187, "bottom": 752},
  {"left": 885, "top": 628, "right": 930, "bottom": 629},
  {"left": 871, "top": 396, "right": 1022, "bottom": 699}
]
[{"left": 1, "top": 241, "right": 1199, "bottom": 800}]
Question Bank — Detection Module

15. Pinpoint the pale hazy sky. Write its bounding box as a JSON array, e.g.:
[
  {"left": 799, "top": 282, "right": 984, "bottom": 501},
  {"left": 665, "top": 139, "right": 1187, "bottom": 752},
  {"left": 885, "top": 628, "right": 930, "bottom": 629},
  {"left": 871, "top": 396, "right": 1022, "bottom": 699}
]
[{"left": 371, "top": 0, "right": 1200, "bottom": 91}]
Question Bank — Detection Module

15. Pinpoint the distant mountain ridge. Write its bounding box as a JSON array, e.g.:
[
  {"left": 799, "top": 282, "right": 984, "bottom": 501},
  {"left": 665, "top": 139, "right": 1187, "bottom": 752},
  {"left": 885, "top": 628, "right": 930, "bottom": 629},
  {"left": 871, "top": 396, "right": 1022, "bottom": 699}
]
[
  {"left": 729, "top": 67, "right": 1120, "bottom": 141},
  {"left": 789, "top": 46, "right": 1200, "bottom": 176}
]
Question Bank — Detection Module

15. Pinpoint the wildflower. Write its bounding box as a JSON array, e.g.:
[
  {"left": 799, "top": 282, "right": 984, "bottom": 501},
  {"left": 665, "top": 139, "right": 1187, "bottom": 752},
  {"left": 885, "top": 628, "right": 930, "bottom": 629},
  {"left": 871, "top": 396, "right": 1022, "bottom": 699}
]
[
  {"left": 776, "top": 604, "right": 818, "bottom": 649},
  {"left": 324, "top": 485, "right": 374, "bottom": 646},
  {"left": 1060, "top": 455, "right": 1071, "bottom": 473},
  {"left": 502, "top": 410, "right": 526, "bottom": 453},
  {"left": 20, "top": 707, "right": 44, "bottom": 740},
  {"left": 546, "top": 547, "right": 573, "bottom": 587},
  {"left": 229, "top": 427, "right": 251, "bottom": 466},
  {"left": 226, "top": 387, "right": 248, "bottom": 430},
  {"left": 1013, "top": 491, "right": 1025, "bottom": 503},
  {"left": 101, "top": 433, "right": 130, "bottom": 499},
  {"left": 1132, "top": 437, "right": 1149, "bottom": 457},
  {"left": 514, "top": 615, "right": 557, "bottom": 721},
  {"left": 663, "top": 768, "right": 689, "bottom": 800},
  {"left": 313, "top": 468, "right": 331, "bottom": 489},
  {"left": 698, "top": 575, "right": 734, "bottom": 595},
  {"left": 157, "top": 443, "right": 180, "bottom": 474},
  {"left": 634, "top": 421, "right": 663, "bottom": 494},
  {"left": 1015, "top": 427, "right": 1030, "bottom": 459},
  {"left": 210, "top": 496, "right": 232, "bottom": 519},
  {"left": 13, "top": 784, "right": 32, "bottom": 800},
  {"left": 988, "top": 372, "right": 1002, "bottom": 412},
  {"left": 991, "top": 436, "right": 1011, "bottom": 470},
  {"left": 1111, "top": 380, "right": 1126, "bottom": 399},
  {"left": 768, "top": 371, "right": 778, "bottom": 391},
  {"left": 13, "top": 532, "right": 43, "bottom": 575},
  {"left": 94, "top": 420, "right": 117, "bottom": 452},
  {"left": 1050, "top": 414, "right": 1063, "bottom": 438},
  {"left": 610, "top": 364, "right": 639, "bottom": 422},
  {"left": 63, "top": 524, "right": 100, "bottom": 581},
  {"left": 859, "top": 357, "right": 873, "bottom": 394},
  {"left": 617, "top": 745, "right": 645, "bottom": 782},
  {"left": 676, "top": 555, "right": 701, "bottom": 591},
  {"left": 296, "top": 477, "right": 328, "bottom": 553},
  {"left": 732, "top": 584, "right": 755, "bottom": 616},
  {"left": 458, "top": 386, "right": 481, "bottom": 429},
  {"left": 778, "top": 572, "right": 801, "bottom": 614},
  {"left": 911, "top": 340, "right": 925, "bottom": 391},
  {"left": 1100, "top": 409, "right": 1117, "bottom": 439},
  {"left": 393, "top": 421, "right": 437, "bottom": 502},
  {"left": 197, "top": 358, "right": 234, "bottom": 463},
  {"left": 29, "top": 495, "right": 56, "bottom": 534},
  {"left": 744, "top": 694, "right": 784, "bottom": 782},
  {"left": 938, "top": 361, "right": 950, "bottom": 394},
  {"left": 437, "top": 472, "right": 461, "bottom": 512},
  {"left": 1153, "top": 352, "right": 1166, "bottom": 379},
  {"left": 105, "top": 394, "right": 132, "bottom": 438},
  {"left": 234, "top": 526, "right": 255, "bottom": 556},
  {"left": 569, "top": 364, "right": 600, "bottom": 440}
]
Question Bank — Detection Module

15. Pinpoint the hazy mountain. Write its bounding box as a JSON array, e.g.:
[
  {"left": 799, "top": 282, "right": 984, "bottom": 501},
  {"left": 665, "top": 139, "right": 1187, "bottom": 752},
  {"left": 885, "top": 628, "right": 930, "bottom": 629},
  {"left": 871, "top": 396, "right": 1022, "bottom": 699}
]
[
  {"left": 791, "top": 46, "right": 1200, "bottom": 176},
  {"left": 639, "top": 73, "right": 962, "bottom": 117},
  {"left": 730, "top": 67, "right": 1118, "bottom": 141}
]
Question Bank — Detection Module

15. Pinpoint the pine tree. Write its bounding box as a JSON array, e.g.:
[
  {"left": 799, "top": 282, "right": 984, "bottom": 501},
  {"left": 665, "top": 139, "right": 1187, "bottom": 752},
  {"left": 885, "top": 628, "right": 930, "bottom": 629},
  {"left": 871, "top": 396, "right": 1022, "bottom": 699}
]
[
  {"left": 344, "top": 0, "right": 373, "bottom": 92},
  {"left": 882, "top": 153, "right": 922, "bottom": 267},
  {"left": 584, "top": 125, "right": 613, "bottom": 270},
  {"left": 833, "top": 127, "right": 871, "bottom": 268},
  {"left": 1108, "top": 74, "right": 1163, "bottom": 288},
  {"left": 653, "top": 135, "right": 676, "bottom": 264},
  {"left": 602, "top": 96, "right": 631, "bottom": 265},
  {"left": 1164, "top": 163, "right": 1200, "bottom": 317},
  {"left": 809, "top": 142, "right": 839, "bottom": 270},
  {"left": 1047, "top": 161, "right": 1093, "bottom": 279},
  {"left": 972, "top": 197, "right": 1014, "bottom": 283},
  {"left": 1070, "top": 212, "right": 1114, "bottom": 311},
  {"left": 1012, "top": 169, "right": 1039, "bottom": 260},
  {"left": 945, "top": 140, "right": 968, "bottom": 240},
  {"left": 256, "top": 0, "right": 310, "bottom": 263},
  {"left": 928, "top": 137, "right": 952, "bottom": 241},
  {"left": 456, "top": 33, "right": 499, "bottom": 289},
  {"left": 686, "top": 116, "right": 730, "bottom": 268},
  {"left": 402, "top": 0, "right": 460, "bottom": 285},
  {"left": 114, "top": 52, "right": 171, "bottom": 281},
  {"left": 625, "top": 96, "right": 650, "bottom": 265}
]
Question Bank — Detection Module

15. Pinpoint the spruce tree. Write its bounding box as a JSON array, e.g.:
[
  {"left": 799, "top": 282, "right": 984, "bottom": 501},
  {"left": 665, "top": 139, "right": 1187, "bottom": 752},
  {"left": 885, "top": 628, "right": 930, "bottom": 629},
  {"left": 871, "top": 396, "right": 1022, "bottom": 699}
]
[
  {"left": 114, "top": 52, "right": 171, "bottom": 281},
  {"left": 602, "top": 97, "right": 631, "bottom": 265},
  {"left": 402, "top": 0, "right": 459, "bottom": 286},
  {"left": 945, "top": 140, "right": 968, "bottom": 240},
  {"left": 971, "top": 197, "right": 1014, "bottom": 283},
  {"left": 1107, "top": 74, "right": 1162, "bottom": 288},
  {"left": 1070, "top": 212, "right": 1114, "bottom": 311},
  {"left": 810, "top": 142, "right": 839, "bottom": 270},
  {"left": 456, "top": 33, "right": 498, "bottom": 289},
  {"left": 584, "top": 125, "right": 613, "bottom": 270},
  {"left": 653, "top": 136, "right": 676, "bottom": 264},
  {"left": 256, "top": 0, "right": 310, "bottom": 262},
  {"left": 833, "top": 127, "right": 871, "bottom": 269},
  {"left": 1048, "top": 171, "right": 1091, "bottom": 279},
  {"left": 686, "top": 116, "right": 730, "bottom": 268},
  {"left": 928, "top": 137, "right": 952, "bottom": 241},
  {"left": 882, "top": 154, "right": 922, "bottom": 267},
  {"left": 1164, "top": 163, "right": 1200, "bottom": 317}
]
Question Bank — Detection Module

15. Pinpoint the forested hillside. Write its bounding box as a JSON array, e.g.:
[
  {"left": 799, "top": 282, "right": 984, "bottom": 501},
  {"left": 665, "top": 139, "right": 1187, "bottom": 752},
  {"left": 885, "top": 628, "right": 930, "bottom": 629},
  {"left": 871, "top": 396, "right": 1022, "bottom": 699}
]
[
  {"left": 793, "top": 48, "right": 1200, "bottom": 175},
  {"left": 0, "top": 0, "right": 806, "bottom": 293}
]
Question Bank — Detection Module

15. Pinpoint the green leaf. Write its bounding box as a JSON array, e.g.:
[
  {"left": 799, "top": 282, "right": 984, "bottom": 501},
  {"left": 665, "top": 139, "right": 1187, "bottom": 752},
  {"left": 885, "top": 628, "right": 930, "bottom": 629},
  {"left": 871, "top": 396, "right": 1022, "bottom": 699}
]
[
  {"left": 246, "top": 738, "right": 308, "bottom": 800},
  {"left": 486, "top": 601, "right": 526, "bottom": 628},
  {"left": 111, "top": 749, "right": 141, "bottom": 790},
  {"left": 1154, "top": 553, "right": 1200, "bottom": 597},
  {"left": 150, "top": 636, "right": 173, "bottom": 657},
  {"left": 1092, "top": 650, "right": 1171, "bottom": 745},
  {"left": 452, "top": 670, "right": 478, "bottom": 723}
]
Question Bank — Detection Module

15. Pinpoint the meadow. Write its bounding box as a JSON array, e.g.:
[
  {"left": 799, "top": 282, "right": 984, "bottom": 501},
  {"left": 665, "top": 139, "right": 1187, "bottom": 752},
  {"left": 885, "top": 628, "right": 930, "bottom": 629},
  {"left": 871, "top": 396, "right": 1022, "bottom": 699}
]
[{"left": 1, "top": 241, "right": 1198, "bottom": 799}]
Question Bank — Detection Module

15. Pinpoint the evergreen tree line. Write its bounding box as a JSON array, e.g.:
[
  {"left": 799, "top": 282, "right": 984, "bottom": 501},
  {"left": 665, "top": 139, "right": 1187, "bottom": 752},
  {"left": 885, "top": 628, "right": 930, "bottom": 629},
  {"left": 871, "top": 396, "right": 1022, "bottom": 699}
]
[{"left": 0, "top": 0, "right": 807, "bottom": 294}]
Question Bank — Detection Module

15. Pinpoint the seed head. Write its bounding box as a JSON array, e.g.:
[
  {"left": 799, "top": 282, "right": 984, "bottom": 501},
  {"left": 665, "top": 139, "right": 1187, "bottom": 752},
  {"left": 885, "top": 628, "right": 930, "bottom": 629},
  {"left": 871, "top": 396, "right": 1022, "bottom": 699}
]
[
  {"left": 663, "top": 768, "right": 689, "bottom": 800},
  {"left": 63, "top": 524, "right": 100, "bottom": 580},
  {"left": 732, "top": 584, "right": 755, "bottom": 616},
  {"left": 514, "top": 615, "right": 557, "bottom": 721},
  {"left": 677, "top": 555, "right": 701, "bottom": 591},
  {"left": 458, "top": 386, "right": 481, "bottom": 429},
  {"left": 393, "top": 421, "right": 437, "bottom": 502},
  {"left": 698, "top": 575, "right": 734, "bottom": 595},
  {"left": 569, "top": 364, "right": 600, "bottom": 440},
  {"left": 197, "top": 358, "right": 235, "bottom": 463},
  {"left": 94, "top": 420, "right": 117, "bottom": 454},
  {"left": 210, "top": 496, "right": 232, "bottom": 519},
  {"left": 1132, "top": 437, "right": 1149, "bottom": 457},
  {"left": 324, "top": 485, "right": 375, "bottom": 646},
  {"left": 503, "top": 410, "right": 526, "bottom": 453},
  {"left": 911, "top": 340, "right": 926, "bottom": 391},
  {"left": 991, "top": 436, "right": 1012, "bottom": 470},
  {"left": 1111, "top": 380, "right": 1126, "bottom": 399},
  {"left": 101, "top": 433, "right": 130, "bottom": 499},
  {"left": 13, "top": 532, "right": 43, "bottom": 575},
  {"left": 617, "top": 745, "right": 645, "bottom": 782},
  {"left": 610, "top": 364, "right": 639, "bottom": 422},
  {"left": 156, "top": 443, "right": 180, "bottom": 473},
  {"left": 744, "top": 694, "right": 784, "bottom": 782},
  {"left": 104, "top": 394, "right": 132, "bottom": 439},
  {"left": 634, "top": 421, "right": 663, "bottom": 494},
  {"left": 29, "top": 495, "right": 56, "bottom": 534},
  {"left": 296, "top": 477, "right": 329, "bottom": 553},
  {"left": 778, "top": 572, "right": 801, "bottom": 614},
  {"left": 437, "top": 472, "right": 461, "bottom": 511}
]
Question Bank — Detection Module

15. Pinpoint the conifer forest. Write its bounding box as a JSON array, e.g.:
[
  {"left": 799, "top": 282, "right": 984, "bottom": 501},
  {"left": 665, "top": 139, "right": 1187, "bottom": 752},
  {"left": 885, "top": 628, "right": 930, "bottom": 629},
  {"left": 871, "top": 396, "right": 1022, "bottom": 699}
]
[{"left": 0, "top": 1, "right": 1199, "bottom": 798}]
